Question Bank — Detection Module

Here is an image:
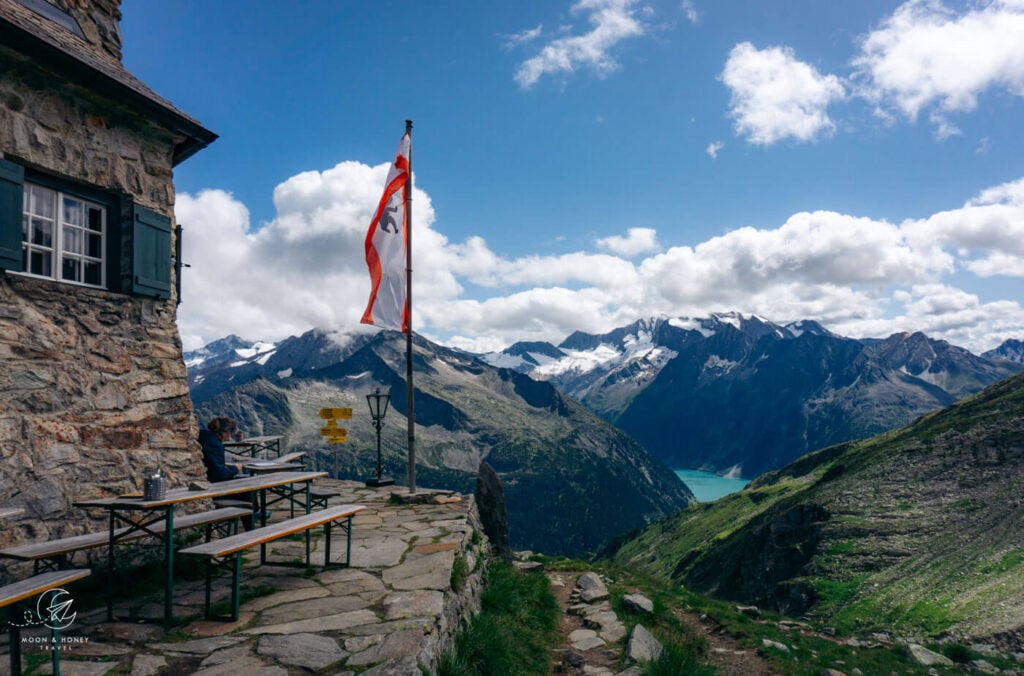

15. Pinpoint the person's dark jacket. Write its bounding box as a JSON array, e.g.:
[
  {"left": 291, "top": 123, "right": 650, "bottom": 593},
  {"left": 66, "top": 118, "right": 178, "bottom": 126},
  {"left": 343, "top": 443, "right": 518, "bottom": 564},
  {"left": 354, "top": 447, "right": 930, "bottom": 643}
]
[{"left": 198, "top": 429, "right": 239, "bottom": 482}]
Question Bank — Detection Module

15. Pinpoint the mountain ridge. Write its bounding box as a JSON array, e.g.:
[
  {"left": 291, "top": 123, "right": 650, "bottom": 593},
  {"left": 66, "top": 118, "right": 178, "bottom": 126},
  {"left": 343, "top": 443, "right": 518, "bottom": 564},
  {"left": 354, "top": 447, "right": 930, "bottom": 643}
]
[{"left": 187, "top": 328, "right": 693, "bottom": 557}]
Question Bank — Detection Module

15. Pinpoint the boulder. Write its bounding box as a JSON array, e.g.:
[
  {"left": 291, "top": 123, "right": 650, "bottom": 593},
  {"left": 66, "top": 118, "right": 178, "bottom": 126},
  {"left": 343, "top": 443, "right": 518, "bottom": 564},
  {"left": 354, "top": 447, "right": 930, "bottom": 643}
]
[
  {"left": 906, "top": 644, "right": 953, "bottom": 667},
  {"left": 625, "top": 624, "right": 662, "bottom": 663},
  {"left": 623, "top": 593, "right": 654, "bottom": 614}
]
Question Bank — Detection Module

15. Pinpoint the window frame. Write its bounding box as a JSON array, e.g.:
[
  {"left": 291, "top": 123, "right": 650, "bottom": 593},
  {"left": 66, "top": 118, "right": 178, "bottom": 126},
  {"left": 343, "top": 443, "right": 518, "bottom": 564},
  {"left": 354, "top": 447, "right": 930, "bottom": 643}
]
[{"left": 16, "top": 170, "right": 120, "bottom": 292}]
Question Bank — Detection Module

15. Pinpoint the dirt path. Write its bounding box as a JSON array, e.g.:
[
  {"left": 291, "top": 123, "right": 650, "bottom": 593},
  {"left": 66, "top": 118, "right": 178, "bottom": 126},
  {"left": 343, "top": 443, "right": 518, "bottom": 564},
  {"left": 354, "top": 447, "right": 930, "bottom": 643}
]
[{"left": 546, "top": 569, "right": 777, "bottom": 675}]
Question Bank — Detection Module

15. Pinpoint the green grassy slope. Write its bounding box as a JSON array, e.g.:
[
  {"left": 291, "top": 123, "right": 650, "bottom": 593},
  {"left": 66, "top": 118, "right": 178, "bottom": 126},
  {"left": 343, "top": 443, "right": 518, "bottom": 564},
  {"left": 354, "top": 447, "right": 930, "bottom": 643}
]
[{"left": 608, "top": 372, "right": 1024, "bottom": 647}]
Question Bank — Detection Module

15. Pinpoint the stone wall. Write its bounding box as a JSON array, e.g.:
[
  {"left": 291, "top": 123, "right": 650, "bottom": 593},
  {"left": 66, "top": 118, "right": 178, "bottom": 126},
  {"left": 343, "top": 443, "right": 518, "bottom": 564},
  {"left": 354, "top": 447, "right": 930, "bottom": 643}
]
[
  {"left": 0, "top": 42, "right": 201, "bottom": 569},
  {"left": 56, "top": 0, "right": 124, "bottom": 61}
]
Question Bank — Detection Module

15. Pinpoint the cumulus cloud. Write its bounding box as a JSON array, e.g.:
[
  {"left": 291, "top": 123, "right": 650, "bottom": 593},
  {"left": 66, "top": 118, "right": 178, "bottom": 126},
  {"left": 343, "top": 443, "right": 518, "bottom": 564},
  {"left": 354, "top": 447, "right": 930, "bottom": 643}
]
[
  {"left": 721, "top": 42, "right": 846, "bottom": 145},
  {"left": 514, "top": 0, "right": 646, "bottom": 89},
  {"left": 178, "top": 167, "right": 1024, "bottom": 355},
  {"left": 851, "top": 0, "right": 1024, "bottom": 135},
  {"left": 596, "top": 227, "right": 660, "bottom": 256},
  {"left": 705, "top": 141, "right": 723, "bottom": 158}
]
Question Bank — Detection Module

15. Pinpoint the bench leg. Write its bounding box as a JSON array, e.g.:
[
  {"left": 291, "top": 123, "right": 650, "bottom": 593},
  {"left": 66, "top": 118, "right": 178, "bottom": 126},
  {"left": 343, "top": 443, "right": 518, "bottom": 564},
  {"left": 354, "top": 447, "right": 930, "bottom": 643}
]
[
  {"left": 204, "top": 557, "right": 213, "bottom": 620},
  {"left": 231, "top": 553, "right": 241, "bottom": 622},
  {"left": 8, "top": 608, "right": 21, "bottom": 676},
  {"left": 324, "top": 522, "right": 331, "bottom": 566},
  {"left": 164, "top": 507, "right": 175, "bottom": 626}
]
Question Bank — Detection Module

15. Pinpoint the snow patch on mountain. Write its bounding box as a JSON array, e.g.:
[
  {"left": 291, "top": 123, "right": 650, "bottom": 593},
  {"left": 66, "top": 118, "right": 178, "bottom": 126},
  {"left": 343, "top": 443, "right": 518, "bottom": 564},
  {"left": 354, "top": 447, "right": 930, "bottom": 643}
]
[
  {"left": 704, "top": 355, "right": 740, "bottom": 374},
  {"left": 669, "top": 317, "right": 716, "bottom": 337}
]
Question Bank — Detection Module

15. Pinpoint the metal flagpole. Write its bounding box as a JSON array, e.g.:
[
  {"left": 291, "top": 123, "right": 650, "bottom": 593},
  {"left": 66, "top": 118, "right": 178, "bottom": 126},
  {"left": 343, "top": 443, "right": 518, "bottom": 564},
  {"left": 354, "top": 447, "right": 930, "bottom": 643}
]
[{"left": 404, "top": 119, "right": 416, "bottom": 494}]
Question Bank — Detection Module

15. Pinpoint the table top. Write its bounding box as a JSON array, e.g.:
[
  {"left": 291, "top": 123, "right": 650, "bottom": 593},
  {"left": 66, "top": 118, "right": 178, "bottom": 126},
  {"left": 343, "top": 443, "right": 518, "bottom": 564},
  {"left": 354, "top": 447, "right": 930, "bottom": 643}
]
[
  {"left": 224, "top": 435, "right": 282, "bottom": 447},
  {"left": 73, "top": 471, "right": 327, "bottom": 510},
  {"left": 244, "top": 461, "right": 302, "bottom": 474}
]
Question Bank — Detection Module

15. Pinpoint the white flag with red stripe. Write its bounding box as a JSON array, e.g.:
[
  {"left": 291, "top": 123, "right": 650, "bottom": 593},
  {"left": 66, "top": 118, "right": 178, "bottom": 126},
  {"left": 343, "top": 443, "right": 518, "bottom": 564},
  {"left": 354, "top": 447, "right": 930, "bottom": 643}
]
[{"left": 361, "top": 132, "right": 410, "bottom": 332}]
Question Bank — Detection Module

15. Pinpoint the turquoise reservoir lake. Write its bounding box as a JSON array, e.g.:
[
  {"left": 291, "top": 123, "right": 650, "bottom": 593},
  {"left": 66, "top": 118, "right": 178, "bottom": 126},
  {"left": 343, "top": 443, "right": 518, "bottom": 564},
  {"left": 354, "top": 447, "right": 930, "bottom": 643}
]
[{"left": 674, "top": 469, "right": 750, "bottom": 502}]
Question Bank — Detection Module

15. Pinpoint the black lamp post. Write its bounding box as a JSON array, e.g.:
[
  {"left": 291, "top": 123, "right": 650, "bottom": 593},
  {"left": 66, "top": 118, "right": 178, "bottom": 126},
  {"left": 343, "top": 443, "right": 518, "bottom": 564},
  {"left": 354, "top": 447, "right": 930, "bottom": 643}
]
[{"left": 365, "top": 388, "right": 394, "bottom": 487}]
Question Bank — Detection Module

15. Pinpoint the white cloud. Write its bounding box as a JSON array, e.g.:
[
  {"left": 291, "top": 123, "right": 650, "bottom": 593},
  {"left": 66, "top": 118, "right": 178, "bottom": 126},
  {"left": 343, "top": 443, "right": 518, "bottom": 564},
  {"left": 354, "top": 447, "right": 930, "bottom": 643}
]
[
  {"left": 681, "top": 0, "right": 699, "bottom": 25},
  {"left": 514, "top": 0, "right": 646, "bottom": 89},
  {"left": 596, "top": 227, "right": 660, "bottom": 256},
  {"left": 851, "top": 0, "right": 1024, "bottom": 135},
  {"left": 178, "top": 168, "right": 1024, "bottom": 355},
  {"left": 705, "top": 141, "right": 723, "bottom": 158},
  {"left": 722, "top": 42, "right": 846, "bottom": 145},
  {"left": 503, "top": 24, "right": 543, "bottom": 49}
]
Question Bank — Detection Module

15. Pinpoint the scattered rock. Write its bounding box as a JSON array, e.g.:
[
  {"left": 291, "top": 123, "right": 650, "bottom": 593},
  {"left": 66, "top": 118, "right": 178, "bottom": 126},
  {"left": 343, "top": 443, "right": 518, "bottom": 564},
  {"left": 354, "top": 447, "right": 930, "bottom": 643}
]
[
  {"left": 820, "top": 669, "right": 846, "bottom": 676},
  {"left": 514, "top": 560, "right": 544, "bottom": 573},
  {"left": 968, "top": 658, "right": 998, "bottom": 674},
  {"left": 569, "top": 628, "right": 607, "bottom": 651},
  {"left": 576, "top": 572, "right": 610, "bottom": 603},
  {"left": 906, "top": 644, "right": 954, "bottom": 667},
  {"left": 622, "top": 593, "right": 654, "bottom": 614},
  {"left": 625, "top": 624, "right": 663, "bottom": 663},
  {"left": 761, "top": 638, "right": 791, "bottom": 654},
  {"left": 736, "top": 605, "right": 760, "bottom": 619}
]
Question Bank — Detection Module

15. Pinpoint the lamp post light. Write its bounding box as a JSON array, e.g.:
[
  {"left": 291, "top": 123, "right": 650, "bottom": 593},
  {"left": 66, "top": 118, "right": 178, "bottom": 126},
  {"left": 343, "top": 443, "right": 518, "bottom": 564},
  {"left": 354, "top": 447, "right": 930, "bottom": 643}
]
[{"left": 365, "top": 388, "right": 394, "bottom": 487}]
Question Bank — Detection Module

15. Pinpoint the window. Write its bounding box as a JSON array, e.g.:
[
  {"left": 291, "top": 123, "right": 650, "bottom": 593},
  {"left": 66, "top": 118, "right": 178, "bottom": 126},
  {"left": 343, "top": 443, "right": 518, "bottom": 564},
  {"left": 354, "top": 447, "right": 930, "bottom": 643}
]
[
  {"left": 0, "top": 159, "right": 174, "bottom": 300},
  {"left": 22, "top": 182, "right": 106, "bottom": 288}
]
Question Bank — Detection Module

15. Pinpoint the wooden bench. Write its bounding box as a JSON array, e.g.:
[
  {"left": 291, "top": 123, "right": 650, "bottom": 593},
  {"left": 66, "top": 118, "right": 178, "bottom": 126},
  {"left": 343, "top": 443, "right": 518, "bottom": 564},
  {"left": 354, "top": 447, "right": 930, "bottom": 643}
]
[
  {"left": 309, "top": 485, "right": 340, "bottom": 510},
  {"left": 180, "top": 504, "right": 364, "bottom": 620},
  {"left": 0, "top": 568, "right": 90, "bottom": 676},
  {"left": 0, "top": 507, "right": 252, "bottom": 573}
]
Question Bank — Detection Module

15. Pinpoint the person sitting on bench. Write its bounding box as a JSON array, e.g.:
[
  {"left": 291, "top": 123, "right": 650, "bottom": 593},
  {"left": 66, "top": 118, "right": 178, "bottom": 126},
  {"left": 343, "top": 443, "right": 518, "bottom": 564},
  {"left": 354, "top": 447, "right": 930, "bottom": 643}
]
[
  {"left": 199, "top": 417, "right": 269, "bottom": 526},
  {"left": 199, "top": 417, "right": 244, "bottom": 482}
]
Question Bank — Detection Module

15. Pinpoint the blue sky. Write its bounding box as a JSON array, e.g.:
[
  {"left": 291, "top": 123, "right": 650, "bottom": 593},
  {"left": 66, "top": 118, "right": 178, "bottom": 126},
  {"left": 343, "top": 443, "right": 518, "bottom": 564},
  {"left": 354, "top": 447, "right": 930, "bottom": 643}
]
[{"left": 120, "top": 0, "right": 1024, "bottom": 354}]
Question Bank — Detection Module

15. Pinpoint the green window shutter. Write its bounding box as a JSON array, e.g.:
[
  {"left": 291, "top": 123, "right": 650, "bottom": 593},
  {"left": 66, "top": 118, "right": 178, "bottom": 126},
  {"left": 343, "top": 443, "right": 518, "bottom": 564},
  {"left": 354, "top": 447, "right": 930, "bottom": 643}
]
[
  {"left": 131, "top": 204, "right": 172, "bottom": 299},
  {"left": 0, "top": 159, "right": 25, "bottom": 272}
]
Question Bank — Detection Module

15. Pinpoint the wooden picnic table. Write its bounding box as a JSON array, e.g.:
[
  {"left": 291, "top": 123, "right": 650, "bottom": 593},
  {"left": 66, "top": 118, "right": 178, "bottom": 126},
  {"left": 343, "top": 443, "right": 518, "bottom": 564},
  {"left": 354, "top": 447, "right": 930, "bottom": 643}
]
[
  {"left": 223, "top": 435, "right": 283, "bottom": 459},
  {"left": 73, "top": 470, "right": 326, "bottom": 624}
]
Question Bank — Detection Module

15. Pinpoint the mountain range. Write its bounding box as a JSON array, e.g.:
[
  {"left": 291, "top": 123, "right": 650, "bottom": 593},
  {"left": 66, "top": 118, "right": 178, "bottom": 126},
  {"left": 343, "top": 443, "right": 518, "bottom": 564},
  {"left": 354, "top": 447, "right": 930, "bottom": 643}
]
[
  {"left": 606, "top": 370, "right": 1024, "bottom": 648},
  {"left": 186, "top": 329, "right": 692, "bottom": 557},
  {"left": 481, "top": 313, "right": 1024, "bottom": 476}
]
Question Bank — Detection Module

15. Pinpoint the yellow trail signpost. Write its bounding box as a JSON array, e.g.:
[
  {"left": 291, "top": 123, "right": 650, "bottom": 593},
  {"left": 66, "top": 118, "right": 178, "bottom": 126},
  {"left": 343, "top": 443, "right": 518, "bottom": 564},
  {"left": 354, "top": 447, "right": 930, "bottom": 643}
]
[{"left": 319, "top": 407, "right": 352, "bottom": 477}]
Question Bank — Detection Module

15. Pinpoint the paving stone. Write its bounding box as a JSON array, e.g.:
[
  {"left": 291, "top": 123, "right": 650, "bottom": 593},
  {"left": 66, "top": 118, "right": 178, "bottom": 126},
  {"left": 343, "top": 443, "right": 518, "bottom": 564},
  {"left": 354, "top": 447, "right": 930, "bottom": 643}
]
[
  {"left": 242, "top": 586, "right": 331, "bottom": 612},
  {"left": 343, "top": 617, "right": 434, "bottom": 636},
  {"left": 129, "top": 654, "right": 166, "bottom": 676},
  {"left": 191, "top": 655, "right": 287, "bottom": 676},
  {"left": 359, "top": 655, "right": 421, "bottom": 675},
  {"left": 257, "top": 632, "right": 348, "bottom": 670},
  {"left": 149, "top": 636, "right": 247, "bottom": 654},
  {"left": 349, "top": 535, "right": 409, "bottom": 567},
  {"left": 182, "top": 612, "right": 257, "bottom": 637},
  {"left": 345, "top": 634, "right": 384, "bottom": 652},
  {"left": 315, "top": 567, "right": 386, "bottom": 590},
  {"left": 258, "top": 595, "right": 374, "bottom": 625},
  {"left": 36, "top": 661, "right": 118, "bottom": 676},
  {"left": 199, "top": 644, "right": 253, "bottom": 667},
  {"left": 91, "top": 623, "right": 165, "bottom": 643},
  {"left": 383, "top": 590, "right": 445, "bottom": 620},
  {"left": 382, "top": 550, "right": 454, "bottom": 590},
  {"left": 347, "top": 629, "right": 429, "bottom": 666},
  {"left": 244, "top": 608, "right": 380, "bottom": 635}
]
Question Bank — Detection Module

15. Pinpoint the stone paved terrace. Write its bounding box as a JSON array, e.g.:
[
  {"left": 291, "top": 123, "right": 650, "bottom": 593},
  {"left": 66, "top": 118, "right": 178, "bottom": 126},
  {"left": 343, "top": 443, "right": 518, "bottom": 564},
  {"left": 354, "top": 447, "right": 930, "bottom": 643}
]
[{"left": 0, "top": 480, "right": 488, "bottom": 676}]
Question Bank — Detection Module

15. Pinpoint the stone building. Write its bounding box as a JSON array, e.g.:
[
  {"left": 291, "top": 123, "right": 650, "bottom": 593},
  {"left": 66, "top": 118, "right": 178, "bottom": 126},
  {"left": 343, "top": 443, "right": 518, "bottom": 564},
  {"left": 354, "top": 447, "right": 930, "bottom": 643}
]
[{"left": 0, "top": 0, "right": 216, "bottom": 559}]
